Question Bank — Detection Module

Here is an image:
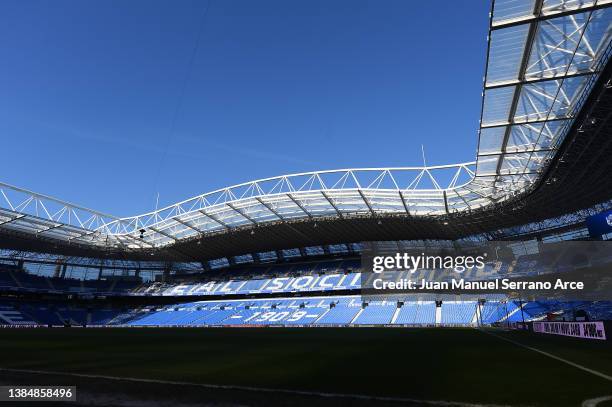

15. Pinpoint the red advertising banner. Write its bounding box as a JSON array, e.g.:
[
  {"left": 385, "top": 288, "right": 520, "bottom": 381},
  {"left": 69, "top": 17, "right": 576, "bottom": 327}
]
[{"left": 532, "top": 321, "right": 606, "bottom": 340}]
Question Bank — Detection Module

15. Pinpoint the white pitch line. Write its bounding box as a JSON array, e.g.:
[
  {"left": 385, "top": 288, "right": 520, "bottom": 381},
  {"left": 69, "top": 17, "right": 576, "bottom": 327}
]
[
  {"left": 0, "top": 367, "right": 510, "bottom": 407},
  {"left": 582, "top": 395, "right": 612, "bottom": 407},
  {"left": 481, "top": 329, "right": 612, "bottom": 382}
]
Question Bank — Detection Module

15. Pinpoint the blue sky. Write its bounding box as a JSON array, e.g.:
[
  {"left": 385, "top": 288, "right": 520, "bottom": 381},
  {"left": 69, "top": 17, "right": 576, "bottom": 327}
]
[{"left": 0, "top": 0, "right": 490, "bottom": 216}]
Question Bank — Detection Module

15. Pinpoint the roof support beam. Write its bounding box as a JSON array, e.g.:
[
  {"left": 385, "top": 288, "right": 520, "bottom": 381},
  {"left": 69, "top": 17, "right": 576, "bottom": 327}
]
[
  {"left": 37, "top": 224, "right": 64, "bottom": 235},
  {"left": 491, "top": 2, "right": 609, "bottom": 30},
  {"left": 226, "top": 202, "right": 257, "bottom": 224},
  {"left": 357, "top": 189, "right": 376, "bottom": 216},
  {"left": 495, "top": 0, "right": 544, "bottom": 178},
  {"left": 149, "top": 226, "right": 178, "bottom": 242},
  {"left": 173, "top": 217, "right": 203, "bottom": 233},
  {"left": 255, "top": 197, "right": 284, "bottom": 221},
  {"left": 460, "top": 185, "right": 498, "bottom": 203},
  {"left": 481, "top": 117, "right": 568, "bottom": 129},
  {"left": 110, "top": 235, "right": 129, "bottom": 250},
  {"left": 120, "top": 234, "right": 152, "bottom": 249},
  {"left": 474, "top": 170, "right": 538, "bottom": 178},
  {"left": 199, "top": 210, "right": 229, "bottom": 229},
  {"left": 478, "top": 147, "right": 555, "bottom": 157},
  {"left": 398, "top": 191, "right": 412, "bottom": 217},
  {"left": 68, "top": 229, "right": 99, "bottom": 242},
  {"left": 286, "top": 193, "right": 313, "bottom": 219},
  {"left": 0, "top": 214, "right": 26, "bottom": 227},
  {"left": 514, "top": 8, "right": 599, "bottom": 182},
  {"left": 320, "top": 191, "right": 344, "bottom": 219},
  {"left": 451, "top": 189, "right": 473, "bottom": 211},
  {"left": 443, "top": 191, "right": 450, "bottom": 215},
  {"left": 485, "top": 70, "right": 595, "bottom": 90}
]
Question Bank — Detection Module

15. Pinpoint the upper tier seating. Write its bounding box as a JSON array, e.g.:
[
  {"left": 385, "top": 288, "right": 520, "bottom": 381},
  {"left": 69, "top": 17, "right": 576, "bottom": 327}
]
[{"left": 0, "top": 269, "right": 139, "bottom": 295}]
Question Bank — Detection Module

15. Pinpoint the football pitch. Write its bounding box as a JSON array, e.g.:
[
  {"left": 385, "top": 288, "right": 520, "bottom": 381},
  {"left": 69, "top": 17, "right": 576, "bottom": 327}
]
[{"left": 0, "top": 327, "right": 610, "bottom": 406}]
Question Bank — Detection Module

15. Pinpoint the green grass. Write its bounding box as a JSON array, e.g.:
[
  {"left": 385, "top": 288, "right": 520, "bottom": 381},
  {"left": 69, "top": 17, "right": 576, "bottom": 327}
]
[{"left": 0, "top": 327, "right": 610, "bottom": 406}]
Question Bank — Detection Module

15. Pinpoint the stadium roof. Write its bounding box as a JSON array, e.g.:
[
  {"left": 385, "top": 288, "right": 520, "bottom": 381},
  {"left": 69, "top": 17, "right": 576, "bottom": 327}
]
[{"left": 1, "top": 0, "right": 612, "bottom": 261}]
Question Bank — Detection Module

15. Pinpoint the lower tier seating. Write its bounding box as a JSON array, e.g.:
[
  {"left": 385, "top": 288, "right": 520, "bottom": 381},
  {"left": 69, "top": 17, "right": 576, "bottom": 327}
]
[{"left": 4, "top": 298, "right": 608, "bottom": 327}]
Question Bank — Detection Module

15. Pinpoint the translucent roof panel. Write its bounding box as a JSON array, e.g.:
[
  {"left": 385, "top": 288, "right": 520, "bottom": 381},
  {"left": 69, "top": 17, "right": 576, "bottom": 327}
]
[
  {"left": 478, "top": 126, "right": 507, "bottom": 154},
  {"left": 487, "top": 24, "right": 530, "bottom": 85},
  {"left": 542, "top": 0, "right": 596, "bottom": 16},
  {"left": 482, "top": 85, "right": 516, "bottom": 125},
  {"left": 476, "top": 155, "right": 501, "bottom": 176},
  {"left": 478, "top": 119, "right": 568, "bottom": 155},
  {"left": 504, "top": 120, "right": 568, "bottom": 152},
  {"left": 478, "top": 1, "right": 611, "bottom": 189},
  {"left": 584, "top": 7, "right": 612, "bottom": 59},
  {"left": 493, "top": 0, "right": 536, "bottom": 24},
  {"left": 498, "top": 151, "right": 548, "bottom": 174}
]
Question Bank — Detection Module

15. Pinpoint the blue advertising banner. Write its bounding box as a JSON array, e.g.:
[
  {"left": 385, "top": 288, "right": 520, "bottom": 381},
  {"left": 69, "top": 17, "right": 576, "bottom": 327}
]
[{"left": 586, "top": 210, "right": 612, "bottom": 238}]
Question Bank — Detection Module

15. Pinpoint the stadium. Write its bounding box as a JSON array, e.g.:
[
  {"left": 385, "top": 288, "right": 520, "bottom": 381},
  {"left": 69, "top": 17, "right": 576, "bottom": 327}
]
[{"left": 1, "top": 0, "right": 612, "bottom": 406}]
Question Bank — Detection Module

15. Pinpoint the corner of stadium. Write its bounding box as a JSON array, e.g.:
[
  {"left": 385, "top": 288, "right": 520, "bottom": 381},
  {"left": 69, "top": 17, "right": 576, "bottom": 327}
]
[{"left": 1, "top": 1, "right": 612, "bottom": 406}]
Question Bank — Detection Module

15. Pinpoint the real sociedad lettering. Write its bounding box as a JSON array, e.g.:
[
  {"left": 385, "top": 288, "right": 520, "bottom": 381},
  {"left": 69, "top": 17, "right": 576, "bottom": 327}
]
[{"left": 162, "top": 272, "right": 362, "bottom": 296}]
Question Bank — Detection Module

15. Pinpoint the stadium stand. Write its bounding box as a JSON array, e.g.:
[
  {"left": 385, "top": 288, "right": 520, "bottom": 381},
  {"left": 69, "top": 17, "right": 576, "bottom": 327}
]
[
  {"left": 0, "top": 296, "right": 483, "bottom": 327},
  {"left": 0, "top": 302, "right": 36, "bottom": 325},
  {"left": 393, "top": 303, "right": 418, "bottom": 325},
  {"left": 20, "top": 304, "right": 65, "bottom": 326},
  {"left": 0, "top": 295, "right": 608, "bottom": 327},
  {"left": 0, "top": 0, "right": 610, "bottom": 339},
  {"left": 1, "top": 247, "right": 611, "bottom": 328},
  {"left": 0, "top": 268, "right": 140, "bottom": 295},
  {"left": 441, "top": 302, "right": 477, "bottom": 325},
  {"left": 479, "top": 302, "right": 509, "bottom": 324},
  {"left": 352, "top": 302, "right": 396, "bottom": 325},
  {"left": 414, "top": 303, "right": 436, "bottom": 325}
]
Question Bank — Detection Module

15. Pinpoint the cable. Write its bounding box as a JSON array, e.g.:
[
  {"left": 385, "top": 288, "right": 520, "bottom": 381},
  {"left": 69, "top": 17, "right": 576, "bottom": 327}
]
[{"left": 152, "top": 0, "right": 213, "bottom": 210}]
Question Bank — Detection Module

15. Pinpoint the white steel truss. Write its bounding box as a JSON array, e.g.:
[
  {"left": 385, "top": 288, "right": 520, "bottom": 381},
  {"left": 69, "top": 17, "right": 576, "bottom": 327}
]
[
  {"left": 0, "top": 0, "right": 611, "bottom": 250},
  {"left": 1, "top": 164, "right": 477, "bottom": 248}
]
